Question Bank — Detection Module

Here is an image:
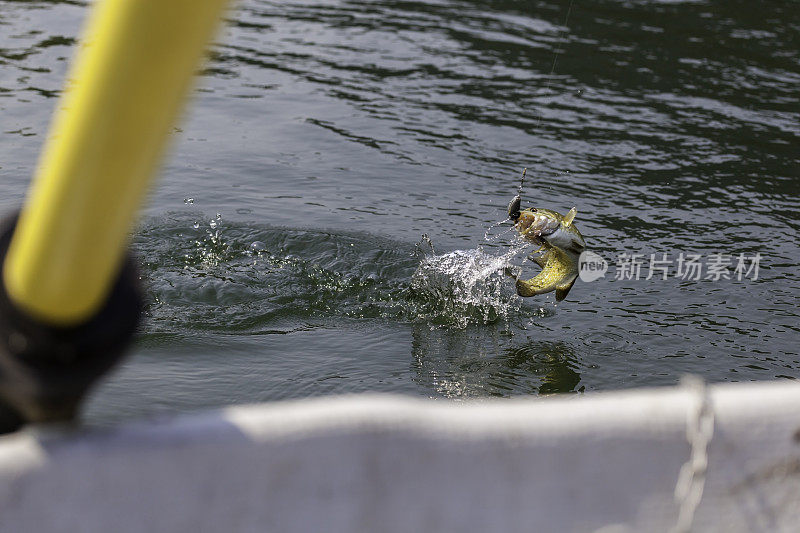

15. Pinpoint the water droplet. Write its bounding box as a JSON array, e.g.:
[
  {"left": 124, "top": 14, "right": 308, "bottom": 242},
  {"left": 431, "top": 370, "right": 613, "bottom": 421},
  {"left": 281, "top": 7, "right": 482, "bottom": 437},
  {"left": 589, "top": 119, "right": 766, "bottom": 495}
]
[
  {"left": 192, "top": 222, "right": 200, "bottom": 229},
  {"left": 184, "top": 197, "right": 194, "bottom": 204}
]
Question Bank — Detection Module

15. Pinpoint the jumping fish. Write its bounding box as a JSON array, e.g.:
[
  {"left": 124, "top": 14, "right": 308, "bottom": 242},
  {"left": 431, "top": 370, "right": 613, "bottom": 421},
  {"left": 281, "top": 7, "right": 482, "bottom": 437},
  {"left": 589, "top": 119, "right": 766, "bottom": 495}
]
[{"left": 507, "top": 191, "right": 585, "bottom": 302}]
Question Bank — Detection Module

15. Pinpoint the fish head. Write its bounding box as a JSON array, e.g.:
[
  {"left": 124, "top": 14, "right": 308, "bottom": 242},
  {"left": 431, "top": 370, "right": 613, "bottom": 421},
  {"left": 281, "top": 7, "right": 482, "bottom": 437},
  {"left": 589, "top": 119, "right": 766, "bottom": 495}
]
[
  {"left": 515, "top": 206, "right": 585, "bottom": 255},
  {"left": 516, "top": 208, "right": 560, "bottom": 242}
]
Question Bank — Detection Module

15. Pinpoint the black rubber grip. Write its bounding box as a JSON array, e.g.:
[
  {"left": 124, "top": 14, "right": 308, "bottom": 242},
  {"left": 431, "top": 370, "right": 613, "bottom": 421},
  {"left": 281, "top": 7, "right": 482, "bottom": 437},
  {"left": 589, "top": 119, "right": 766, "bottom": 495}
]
[{"left": 0, "top": 212, "right": 143, "bottom": 434}]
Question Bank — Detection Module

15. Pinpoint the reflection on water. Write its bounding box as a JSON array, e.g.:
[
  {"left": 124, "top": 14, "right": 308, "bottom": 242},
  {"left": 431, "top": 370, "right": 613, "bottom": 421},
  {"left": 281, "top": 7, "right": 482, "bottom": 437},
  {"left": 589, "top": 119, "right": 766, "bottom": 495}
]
[{"left": 412, "top": 323, "right": 581, "bottom": 397}]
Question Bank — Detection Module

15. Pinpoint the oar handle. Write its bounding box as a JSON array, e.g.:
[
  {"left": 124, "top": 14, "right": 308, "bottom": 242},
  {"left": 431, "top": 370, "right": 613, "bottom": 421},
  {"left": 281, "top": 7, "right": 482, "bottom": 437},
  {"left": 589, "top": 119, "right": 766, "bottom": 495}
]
[
  {"left": 3, "top": 0, "right": 229, "bottom": 326},
  {"left": 0, "top": 0, "right": 230, "bottom": 432}
]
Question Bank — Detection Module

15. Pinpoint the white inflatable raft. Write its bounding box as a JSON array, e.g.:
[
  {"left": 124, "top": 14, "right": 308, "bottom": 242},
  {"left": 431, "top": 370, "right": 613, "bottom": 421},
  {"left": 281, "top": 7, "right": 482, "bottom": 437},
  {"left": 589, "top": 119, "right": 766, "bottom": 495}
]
[{"left": 1, "top": 380, "right": 799, "bottom": 532}]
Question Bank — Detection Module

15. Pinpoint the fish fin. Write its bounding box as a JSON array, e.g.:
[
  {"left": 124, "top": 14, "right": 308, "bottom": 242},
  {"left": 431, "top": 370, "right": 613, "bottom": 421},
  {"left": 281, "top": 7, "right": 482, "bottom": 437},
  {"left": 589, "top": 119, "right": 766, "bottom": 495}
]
[
  {"left": 563, "top": 207, "right": 577, "bottom": 226},
  {"left": 555, "top": 276, "right": 577, "bottom": 301}
]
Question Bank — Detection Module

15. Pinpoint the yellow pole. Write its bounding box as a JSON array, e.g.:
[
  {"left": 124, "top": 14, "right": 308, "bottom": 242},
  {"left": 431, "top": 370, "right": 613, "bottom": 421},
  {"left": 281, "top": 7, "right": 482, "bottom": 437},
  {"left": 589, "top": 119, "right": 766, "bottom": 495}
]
[{"left": 2, "top": 0, "right": 229, "bottom": 326}]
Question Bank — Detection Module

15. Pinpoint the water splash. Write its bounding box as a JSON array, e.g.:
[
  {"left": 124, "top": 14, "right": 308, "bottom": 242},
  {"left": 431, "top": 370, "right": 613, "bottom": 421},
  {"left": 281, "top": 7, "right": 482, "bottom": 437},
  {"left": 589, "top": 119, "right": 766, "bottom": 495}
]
[
  {"left": 483, "top": 218, "right": 517, "bottom": 243},
  {"left": 184, "top": 213, "right": 232, "bottom": 268},
  {"left": 410, "top": 235, "right": 532, "bottom": 328},
  {"left": 136, "top": 214, "right": 544, "bottom": 332}
]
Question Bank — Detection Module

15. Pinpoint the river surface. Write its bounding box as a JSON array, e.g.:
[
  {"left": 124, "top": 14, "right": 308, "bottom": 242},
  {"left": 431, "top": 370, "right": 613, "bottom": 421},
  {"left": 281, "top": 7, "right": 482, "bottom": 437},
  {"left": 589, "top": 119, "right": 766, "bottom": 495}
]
[{"left": 0, "top": 0, "right": 798, "bottom": 425}]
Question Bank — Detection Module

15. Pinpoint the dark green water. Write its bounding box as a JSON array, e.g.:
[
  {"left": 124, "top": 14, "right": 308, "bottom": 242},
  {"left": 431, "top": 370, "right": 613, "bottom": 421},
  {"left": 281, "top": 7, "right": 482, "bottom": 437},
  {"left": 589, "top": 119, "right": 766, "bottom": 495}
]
[{"left": 0, "top": 0, "right": 798, "bottom": 424}]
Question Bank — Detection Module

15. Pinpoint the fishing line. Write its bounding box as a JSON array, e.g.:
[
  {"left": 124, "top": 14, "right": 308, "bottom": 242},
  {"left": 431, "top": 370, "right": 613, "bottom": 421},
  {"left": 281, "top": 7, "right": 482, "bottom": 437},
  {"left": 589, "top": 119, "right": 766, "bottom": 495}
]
[
  {"left": 513, "top": 0, "right": 575, "bottom": 203},
  {"left": 535, "top": 0, "right": 576, "bottom": 132},
  {"left": 517, "top": 167, "right": 527, "bottom": 196},
  {"left": 499, "top": 0, "right": 576, "bottom": 231},
  {"left": 502, "top": 0, "right": 576, "bottom": 258}
]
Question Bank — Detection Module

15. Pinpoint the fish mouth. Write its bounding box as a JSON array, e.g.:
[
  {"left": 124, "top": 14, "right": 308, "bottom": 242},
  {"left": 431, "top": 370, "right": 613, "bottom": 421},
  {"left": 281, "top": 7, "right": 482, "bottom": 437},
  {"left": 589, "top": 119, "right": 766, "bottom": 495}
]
[{"left": 515, "top": 210, "right": 559, "bottom": 239}]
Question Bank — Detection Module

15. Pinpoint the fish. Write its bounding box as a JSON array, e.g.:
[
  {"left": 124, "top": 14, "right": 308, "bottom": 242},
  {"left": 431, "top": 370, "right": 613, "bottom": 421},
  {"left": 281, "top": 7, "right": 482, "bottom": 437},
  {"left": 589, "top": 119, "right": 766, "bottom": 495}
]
[{"left": 507, "top": 199, "right": 585, "bottom": 301}]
